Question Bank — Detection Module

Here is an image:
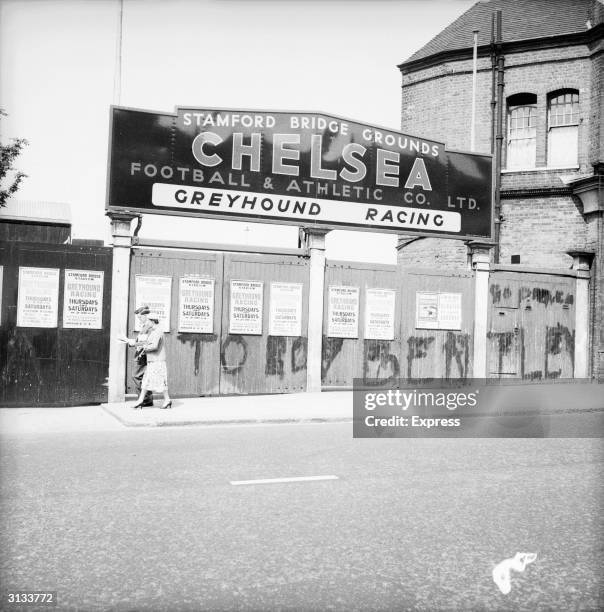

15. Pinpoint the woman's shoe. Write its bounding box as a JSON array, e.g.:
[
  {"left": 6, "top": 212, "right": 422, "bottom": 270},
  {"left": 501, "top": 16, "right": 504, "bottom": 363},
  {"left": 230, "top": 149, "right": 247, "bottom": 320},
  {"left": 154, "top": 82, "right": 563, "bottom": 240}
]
[
  {"left": 132, "top": 400, "right": 144, "bottom": 409},
  {"left": 160, "top": 401, "right": 172, "bottom": 410}
]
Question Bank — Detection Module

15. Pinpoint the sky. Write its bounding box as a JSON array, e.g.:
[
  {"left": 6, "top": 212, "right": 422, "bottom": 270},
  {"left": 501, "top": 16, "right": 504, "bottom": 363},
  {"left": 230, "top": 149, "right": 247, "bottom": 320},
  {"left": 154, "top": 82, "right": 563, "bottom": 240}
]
[{"left": 0, "top": 0, "right": 475, "bottom": 263}]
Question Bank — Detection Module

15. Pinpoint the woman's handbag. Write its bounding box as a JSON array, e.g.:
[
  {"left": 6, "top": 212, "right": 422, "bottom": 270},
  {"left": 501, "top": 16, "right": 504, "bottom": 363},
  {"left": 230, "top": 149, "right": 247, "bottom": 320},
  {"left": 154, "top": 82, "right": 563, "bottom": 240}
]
[{"left": 135, "top": 347, "right": 147, "bottom": 366}]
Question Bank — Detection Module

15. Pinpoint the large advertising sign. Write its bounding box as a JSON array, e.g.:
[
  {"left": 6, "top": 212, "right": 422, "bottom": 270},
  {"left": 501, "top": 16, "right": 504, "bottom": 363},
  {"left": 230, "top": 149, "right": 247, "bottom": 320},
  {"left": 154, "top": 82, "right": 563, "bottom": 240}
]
[{"left": 107, "top": 106, "right": 492, "bottom": 239}]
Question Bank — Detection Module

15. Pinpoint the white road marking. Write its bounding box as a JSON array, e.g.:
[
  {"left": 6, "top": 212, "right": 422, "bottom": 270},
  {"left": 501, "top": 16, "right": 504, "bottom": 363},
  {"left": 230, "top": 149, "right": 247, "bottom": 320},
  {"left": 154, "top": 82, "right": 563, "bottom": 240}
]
[{"left": 230, "top": 475, "right": 339, "bottom": 486}]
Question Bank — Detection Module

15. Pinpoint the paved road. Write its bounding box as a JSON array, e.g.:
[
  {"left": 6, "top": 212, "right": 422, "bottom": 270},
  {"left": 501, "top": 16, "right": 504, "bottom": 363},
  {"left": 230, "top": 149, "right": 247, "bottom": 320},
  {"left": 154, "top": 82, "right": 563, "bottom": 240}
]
[{"left": 1, "top": 422, "right": 602, "bottom": 611}]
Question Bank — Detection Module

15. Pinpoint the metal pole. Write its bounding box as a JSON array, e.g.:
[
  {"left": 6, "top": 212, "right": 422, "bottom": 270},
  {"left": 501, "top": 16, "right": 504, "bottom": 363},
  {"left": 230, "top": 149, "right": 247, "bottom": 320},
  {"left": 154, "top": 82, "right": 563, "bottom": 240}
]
[
  {"left": 470, "top": 29, "right": 479, "bottom": 152},
  {"left": 494, "top": 10, "right": 504, "bottom": 264},
  {"left": 113, "top": 0, "right": 124, "bottom": 105}
]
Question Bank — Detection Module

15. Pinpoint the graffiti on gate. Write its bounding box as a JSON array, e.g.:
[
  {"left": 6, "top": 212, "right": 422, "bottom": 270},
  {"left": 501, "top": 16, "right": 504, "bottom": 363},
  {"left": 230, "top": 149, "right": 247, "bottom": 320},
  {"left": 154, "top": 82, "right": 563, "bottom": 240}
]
[
  {"left": 491, "top": 283, "right": 574, "bottom": 308},
  {"left": 519, "top": 287, "right": 574, "bottom": 307},
  {"left": 487, "top": 324, "right": 575, "bottom": 379},
  {"left": 0, "top": 325, "right": 43, "bottom": 395},
  {"left": 544, "top": 323, "right": 575, "bottom": 379},
  {"left": 406, "top": 336, "right": 435, "bottom": 380},
  {"left": 490, "top": 284, "right": 512, "bottom": 304},
  {"left": 291, "top": 336, "right": 308, "bottom": 374},
  {"left": 487, "top": 330, "right": 517, "bottom": 375},
  {"left": 177, "top": 333, "right": 218, "bottom": 375},
  {"left": 405, "top": 333, "right": 471, "bottom": 380},
  {"left": 321, "top": 336, "right": 343, "bottom": 381},
  {"left": 265, "top": 336, "right": 308, "bottom": 378},
  {"left": 220, "top": 335, "right": 248, "bottom": 374},
  {"left": 443, "top": 332, "right": 470, "bottom": 379},
  {"left": 363, "top": 340, "right": 400, "bottom": 384}
]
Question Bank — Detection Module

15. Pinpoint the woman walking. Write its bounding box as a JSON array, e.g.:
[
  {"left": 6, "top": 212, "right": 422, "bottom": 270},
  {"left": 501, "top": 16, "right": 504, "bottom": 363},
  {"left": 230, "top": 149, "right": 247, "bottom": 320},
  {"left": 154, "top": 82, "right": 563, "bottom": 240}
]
[{"left": 132, "top": 312, "right": 172, "bottom": 409}]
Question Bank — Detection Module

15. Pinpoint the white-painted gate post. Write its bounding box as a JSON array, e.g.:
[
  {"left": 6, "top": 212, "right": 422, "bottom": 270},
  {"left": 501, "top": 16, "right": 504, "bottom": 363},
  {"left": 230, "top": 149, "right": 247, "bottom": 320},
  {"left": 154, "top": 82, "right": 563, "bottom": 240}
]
[
  {"left": 107, "top": 213, "right": 136, "bottom": 403},
  {"left": 567, "top": 250, "right": 593, "bottom": 379},
  {"left": 467, "top": 241, "right": 493, "bottom": 379},
  {"left": 304, "top": 228, "right": 329, "bottom": 392}
]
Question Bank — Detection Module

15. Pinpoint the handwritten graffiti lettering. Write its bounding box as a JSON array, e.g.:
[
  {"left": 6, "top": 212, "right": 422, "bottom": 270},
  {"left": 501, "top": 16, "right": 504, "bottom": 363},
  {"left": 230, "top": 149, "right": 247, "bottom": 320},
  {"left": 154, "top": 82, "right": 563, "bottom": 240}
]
[
  {"left": 220, "top": 335, "right": 248, "bottom": 374},
  {"left": 177, "top": 333, "right": 217, "bottom": 375},
  {"left": 321, "top": 336, "right": 344, "bottom": 381},
  {"left": 545, "top": 323, "right": 575, "bottom": 379},
  {"left": 363, "top": 340, "right": 400, "bottom": 384},
  {"left": 443, "top": 332, "right": 470, "bottom": 379},
  {"left": 291, "top": 337, "right": 308, "bottom": 373},
  {"left": 406, "top": 336, "right": 435, "bottom": 379},
  {"left": 265, "top": 336, "right": 287, "bottom": 378}
]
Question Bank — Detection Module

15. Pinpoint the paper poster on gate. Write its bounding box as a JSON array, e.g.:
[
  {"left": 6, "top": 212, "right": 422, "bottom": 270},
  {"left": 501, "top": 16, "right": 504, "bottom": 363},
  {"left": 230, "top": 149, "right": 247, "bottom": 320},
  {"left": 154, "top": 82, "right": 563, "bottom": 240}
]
[
  {"left": 134, "top": 275, "right": 172, "bottom": 332},
  {"left": 416, "top": 291, "right": 462, "bottom": 330},
  {"left": 416, "top": 292, "right": 439, "bottom": 329},
  {"left": 178, "top": 277, "right": 214, "bottom": 333},
  {"left": 269, "top": 282, "right": 303, "bottom": 337},
  {"left": 365, "top": 288, "right": 396, "bottom": 340},
  {"left": 229, "top": 280, "right": 263, "bottom": 335},
  {"left": 17, "top": 267, "right": 60, "bottom": 328},
  {"left": 327, "top": 286, "right": 359, "bottom": 338},
  {"left": 437, "top": 292, "right": 462, "bottom": 330},
  {"left": 62, "top": 270, "right": 104, "bottom": 329}
]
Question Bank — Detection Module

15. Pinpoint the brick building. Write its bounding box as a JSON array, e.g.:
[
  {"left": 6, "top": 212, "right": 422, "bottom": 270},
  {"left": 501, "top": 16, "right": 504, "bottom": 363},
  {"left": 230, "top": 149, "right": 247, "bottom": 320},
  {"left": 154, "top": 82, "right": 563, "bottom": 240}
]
[{"left": 397, "top": 0, "right": 603, "bottom": 379}]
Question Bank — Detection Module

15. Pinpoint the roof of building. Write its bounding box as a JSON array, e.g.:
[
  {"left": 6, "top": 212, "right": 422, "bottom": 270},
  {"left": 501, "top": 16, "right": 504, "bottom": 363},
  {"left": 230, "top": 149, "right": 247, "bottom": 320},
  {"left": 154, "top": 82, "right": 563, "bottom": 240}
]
[
  {"left": 403, "top": 0, "right": 603, "bottom": 66},
  {"left": 0, "top": 199, "right": 71, "bottom": 225}
]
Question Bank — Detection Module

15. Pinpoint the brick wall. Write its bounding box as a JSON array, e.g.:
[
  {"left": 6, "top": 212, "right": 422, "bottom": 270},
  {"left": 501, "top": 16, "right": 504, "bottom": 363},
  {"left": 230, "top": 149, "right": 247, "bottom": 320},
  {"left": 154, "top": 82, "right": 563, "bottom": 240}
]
[
  {"left": 398, "top": 37, "right": 603, "bottom": 379},
  {"left": 398, "top": 40, "right": 598, "bottom": 264},
  {"left": 499, "top": 196, "right": 587, "bottom": 268},
  {"left": 396, "top": 237, "right": 468, "bottom": 269},
  {"left": 590, "top": 51, "right": 603, "bottom": 163},
  {"left": 400, "top": 45, "right": 593, "bottom": 160}
]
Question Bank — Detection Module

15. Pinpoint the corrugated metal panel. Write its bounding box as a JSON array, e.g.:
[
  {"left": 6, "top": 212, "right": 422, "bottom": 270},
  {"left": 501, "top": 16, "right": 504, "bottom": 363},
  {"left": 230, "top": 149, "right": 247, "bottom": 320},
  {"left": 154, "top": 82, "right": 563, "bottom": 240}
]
[
  {"left": 323, "top": 261, "right": 400, "bottom": 388},
  {"left": 489, "top": 271, "right": 576, "bottom": 380},
  {"left": 220, "top": 253, "right": 309, "bottom": 395},
  {"left": 400, "top": 268, "right": 475, "bottom": 381},
  {"left": 0, "top": 200, "right": 71, "bottom": 224},
  {"left": 128, "top": 249, "right": 222, "bottom": 397}
]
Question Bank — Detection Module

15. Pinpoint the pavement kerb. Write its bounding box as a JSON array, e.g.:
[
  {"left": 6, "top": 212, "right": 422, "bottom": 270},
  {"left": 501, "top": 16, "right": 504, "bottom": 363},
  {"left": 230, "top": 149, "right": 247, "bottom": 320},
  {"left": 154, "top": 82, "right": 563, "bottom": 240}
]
[
  {"left": 99, "top": 403, "right": 354, "bottom": 428},
  {"left": 100, "top": 391, "right": 355, "bottom": 428}
]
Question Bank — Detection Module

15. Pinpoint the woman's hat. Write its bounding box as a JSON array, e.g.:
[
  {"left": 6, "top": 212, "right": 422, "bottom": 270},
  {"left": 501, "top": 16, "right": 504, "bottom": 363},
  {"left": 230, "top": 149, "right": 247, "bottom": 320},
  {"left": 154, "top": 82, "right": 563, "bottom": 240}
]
[
  {"left": 134, "top": 305, "right": 150, "bottom": 315},
  {"left": 147, "top": 312, "right": 160, "bottom": 323}
]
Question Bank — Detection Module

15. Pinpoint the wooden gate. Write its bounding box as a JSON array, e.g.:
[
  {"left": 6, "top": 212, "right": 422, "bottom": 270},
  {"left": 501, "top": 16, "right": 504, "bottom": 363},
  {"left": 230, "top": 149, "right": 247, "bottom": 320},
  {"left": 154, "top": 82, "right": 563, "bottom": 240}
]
[
  {"left": 321, "top": 263, "right": 475, "bottom": 387},
  {"left": 127, "top": 248, "right": 309, "bottom": 397},
  {"left": 322, "top": 261, "right": 401, "bottom": 388},
  {"left": 0, "top": 241, "right": 112, "bottom": 406},
  {"left": 400, "top": 267, "right": 475, "bottom": 381},
  {"left": 127, "top": 249, "right": 223, "bottom": 397},
  {"left": 488, "top": 268, "right": 576, "bottom": 380}
]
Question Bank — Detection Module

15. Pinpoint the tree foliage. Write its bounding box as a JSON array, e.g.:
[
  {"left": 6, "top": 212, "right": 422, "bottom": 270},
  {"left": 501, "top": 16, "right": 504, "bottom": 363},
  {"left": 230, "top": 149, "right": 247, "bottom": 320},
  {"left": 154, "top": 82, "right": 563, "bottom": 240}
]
[{"left": 0, "top": 108, "right": 28, "bottom": 208}]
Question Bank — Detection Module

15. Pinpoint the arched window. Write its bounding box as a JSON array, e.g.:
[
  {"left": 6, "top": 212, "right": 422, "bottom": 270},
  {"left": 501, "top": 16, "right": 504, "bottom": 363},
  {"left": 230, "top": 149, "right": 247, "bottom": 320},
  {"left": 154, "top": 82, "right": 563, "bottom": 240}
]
[
  {"left": 506, "top": 93, "right": 537, "bottom": 169},
  {"left": 547, "top": 89, "right": 579, "bottom": 167}
]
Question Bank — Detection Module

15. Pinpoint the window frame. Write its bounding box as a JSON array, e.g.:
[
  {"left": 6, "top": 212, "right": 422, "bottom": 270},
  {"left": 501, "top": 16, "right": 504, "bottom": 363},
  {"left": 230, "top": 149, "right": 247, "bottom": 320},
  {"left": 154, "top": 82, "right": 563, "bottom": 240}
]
[
  {"left": 547, "top": 89, "right": 580, "bottom": 168},
  {"left": 505, "top": 93, "right": 538, "bottom": 170}
]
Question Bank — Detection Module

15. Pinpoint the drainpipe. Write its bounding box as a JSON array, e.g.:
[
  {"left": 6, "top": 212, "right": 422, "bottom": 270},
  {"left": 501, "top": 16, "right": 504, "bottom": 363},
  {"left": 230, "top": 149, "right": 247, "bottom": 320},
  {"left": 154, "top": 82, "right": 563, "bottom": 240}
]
[
  {"left": 490, "top": 14, "right": 497, "bottom": 155},
  {"left": 470, "top": 29, "right": 479, "bottom": 152},
  {"left": 493, "top": 10, "right": 505, "bottom": 264}
]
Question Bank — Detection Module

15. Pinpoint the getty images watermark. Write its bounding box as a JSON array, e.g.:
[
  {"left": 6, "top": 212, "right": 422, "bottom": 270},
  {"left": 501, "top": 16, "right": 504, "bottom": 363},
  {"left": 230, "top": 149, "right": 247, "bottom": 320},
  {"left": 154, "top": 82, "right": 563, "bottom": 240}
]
[{"left": 352, "top": 379, "right": 604, "bottom": 438}]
